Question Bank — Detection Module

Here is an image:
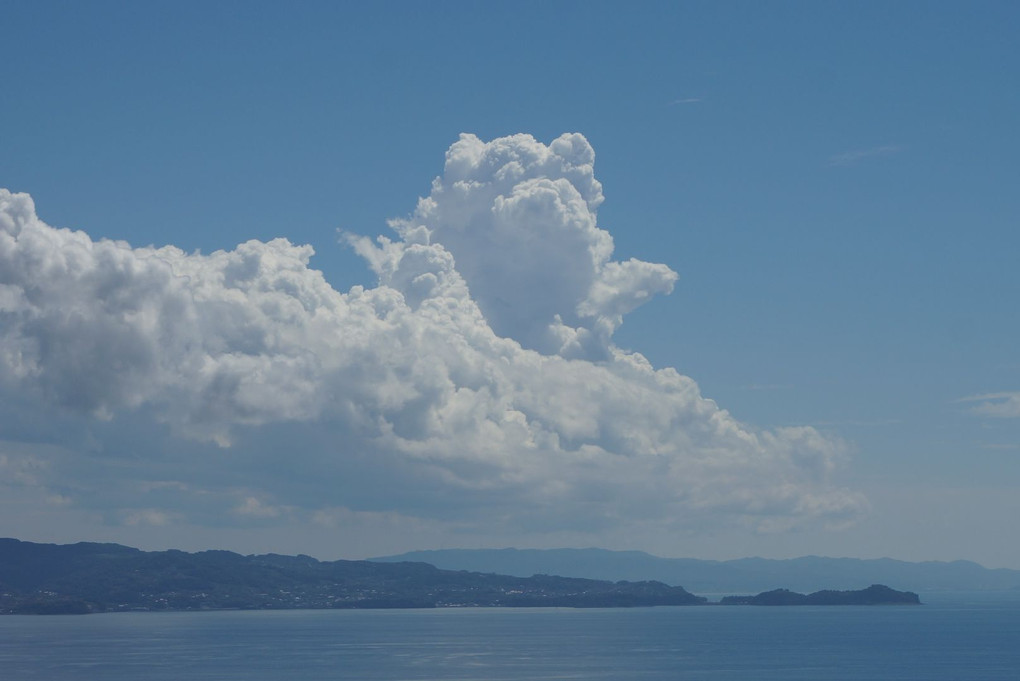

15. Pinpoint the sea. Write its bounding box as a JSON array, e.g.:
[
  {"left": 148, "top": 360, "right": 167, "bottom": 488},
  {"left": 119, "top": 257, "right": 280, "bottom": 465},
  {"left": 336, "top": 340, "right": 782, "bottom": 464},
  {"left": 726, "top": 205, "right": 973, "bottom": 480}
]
[{"left": 2, "top": 592, "right": 1018, "bottom": 680}]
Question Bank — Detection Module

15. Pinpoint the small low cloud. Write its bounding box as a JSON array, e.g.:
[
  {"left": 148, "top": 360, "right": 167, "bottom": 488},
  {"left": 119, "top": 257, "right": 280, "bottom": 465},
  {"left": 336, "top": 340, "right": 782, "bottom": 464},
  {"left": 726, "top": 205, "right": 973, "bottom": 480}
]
[
  {"left": 233, "top": 496, "right": 286, "bottom": 519},
  {"left": 122, "top": 509, "right": 176, "bottom": 527},
  {"left": 958, "top": 392, "right": 1020, "bottom": 419},
  {"left": 979, "top": 442, "right": 1019, "bottom": 451},
  {"left": 0, "top": 452, "right": 47, "bottom": 487},
  {"left": 827, "top": 145, "right": 903, "bottom": 167},
  {"left": 670, "top": 97, "right": 703, "bottom": 105}
]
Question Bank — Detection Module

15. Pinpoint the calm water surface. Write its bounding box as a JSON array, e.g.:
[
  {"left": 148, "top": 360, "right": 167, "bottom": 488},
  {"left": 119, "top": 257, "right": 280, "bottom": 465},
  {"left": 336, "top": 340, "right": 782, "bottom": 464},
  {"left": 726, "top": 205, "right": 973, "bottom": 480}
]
[{"left": 2, "top": 592, "right": 1018, "bottom": 680}]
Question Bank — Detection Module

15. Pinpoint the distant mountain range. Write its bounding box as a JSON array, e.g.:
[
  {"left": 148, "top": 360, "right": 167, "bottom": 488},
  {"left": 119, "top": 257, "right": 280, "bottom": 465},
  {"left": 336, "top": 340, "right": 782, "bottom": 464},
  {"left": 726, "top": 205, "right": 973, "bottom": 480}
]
[{"left": 370, "top": 548, "right": 1020, "bottom": 593}]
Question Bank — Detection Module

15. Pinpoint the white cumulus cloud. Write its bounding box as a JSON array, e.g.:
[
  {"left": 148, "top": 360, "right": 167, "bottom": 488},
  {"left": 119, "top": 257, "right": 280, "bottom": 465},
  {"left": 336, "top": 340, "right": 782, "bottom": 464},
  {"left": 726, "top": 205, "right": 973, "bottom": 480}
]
[{"left": 0, "top": 133, "right": 866, "bottom": 542}]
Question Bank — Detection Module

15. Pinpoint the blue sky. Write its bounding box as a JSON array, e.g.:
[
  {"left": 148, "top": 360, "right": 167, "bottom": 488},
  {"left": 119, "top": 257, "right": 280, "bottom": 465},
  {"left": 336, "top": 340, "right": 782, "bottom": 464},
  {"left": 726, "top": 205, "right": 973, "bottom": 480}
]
[{"left": 1, "top": 1, "right": 1018, "bottom": 567}]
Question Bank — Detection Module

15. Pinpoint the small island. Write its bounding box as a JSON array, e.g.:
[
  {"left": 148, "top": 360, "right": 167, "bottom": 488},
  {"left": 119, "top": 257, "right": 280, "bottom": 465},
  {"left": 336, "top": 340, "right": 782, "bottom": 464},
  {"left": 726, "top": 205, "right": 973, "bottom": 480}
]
[{"left": 720, "top": 584, "right": 921, "bottom": 606}]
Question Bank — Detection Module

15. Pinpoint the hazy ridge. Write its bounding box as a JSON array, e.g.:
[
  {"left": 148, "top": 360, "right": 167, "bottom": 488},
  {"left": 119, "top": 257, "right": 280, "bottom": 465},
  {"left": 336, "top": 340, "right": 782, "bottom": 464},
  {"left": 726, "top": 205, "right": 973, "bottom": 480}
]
[{"left": 370, "top": 548, "right": 1020, "bottom": 593}]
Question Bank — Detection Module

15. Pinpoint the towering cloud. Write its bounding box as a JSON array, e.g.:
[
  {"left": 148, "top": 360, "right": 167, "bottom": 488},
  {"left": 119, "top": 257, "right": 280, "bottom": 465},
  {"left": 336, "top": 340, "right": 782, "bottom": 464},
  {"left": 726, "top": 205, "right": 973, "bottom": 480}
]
[
  {"left": 382, "top": 133, "right": 678, "bottom": 359},
  {"left": 0, "top": 133, "right": 866, "bottom": 540}
]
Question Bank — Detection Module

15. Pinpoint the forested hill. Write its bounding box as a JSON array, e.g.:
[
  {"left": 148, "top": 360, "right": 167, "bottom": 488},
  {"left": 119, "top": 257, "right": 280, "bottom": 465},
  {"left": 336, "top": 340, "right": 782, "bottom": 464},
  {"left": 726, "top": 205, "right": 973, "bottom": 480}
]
[{"left": 0, "top": 539, "right": 704, "bottom": 614}]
